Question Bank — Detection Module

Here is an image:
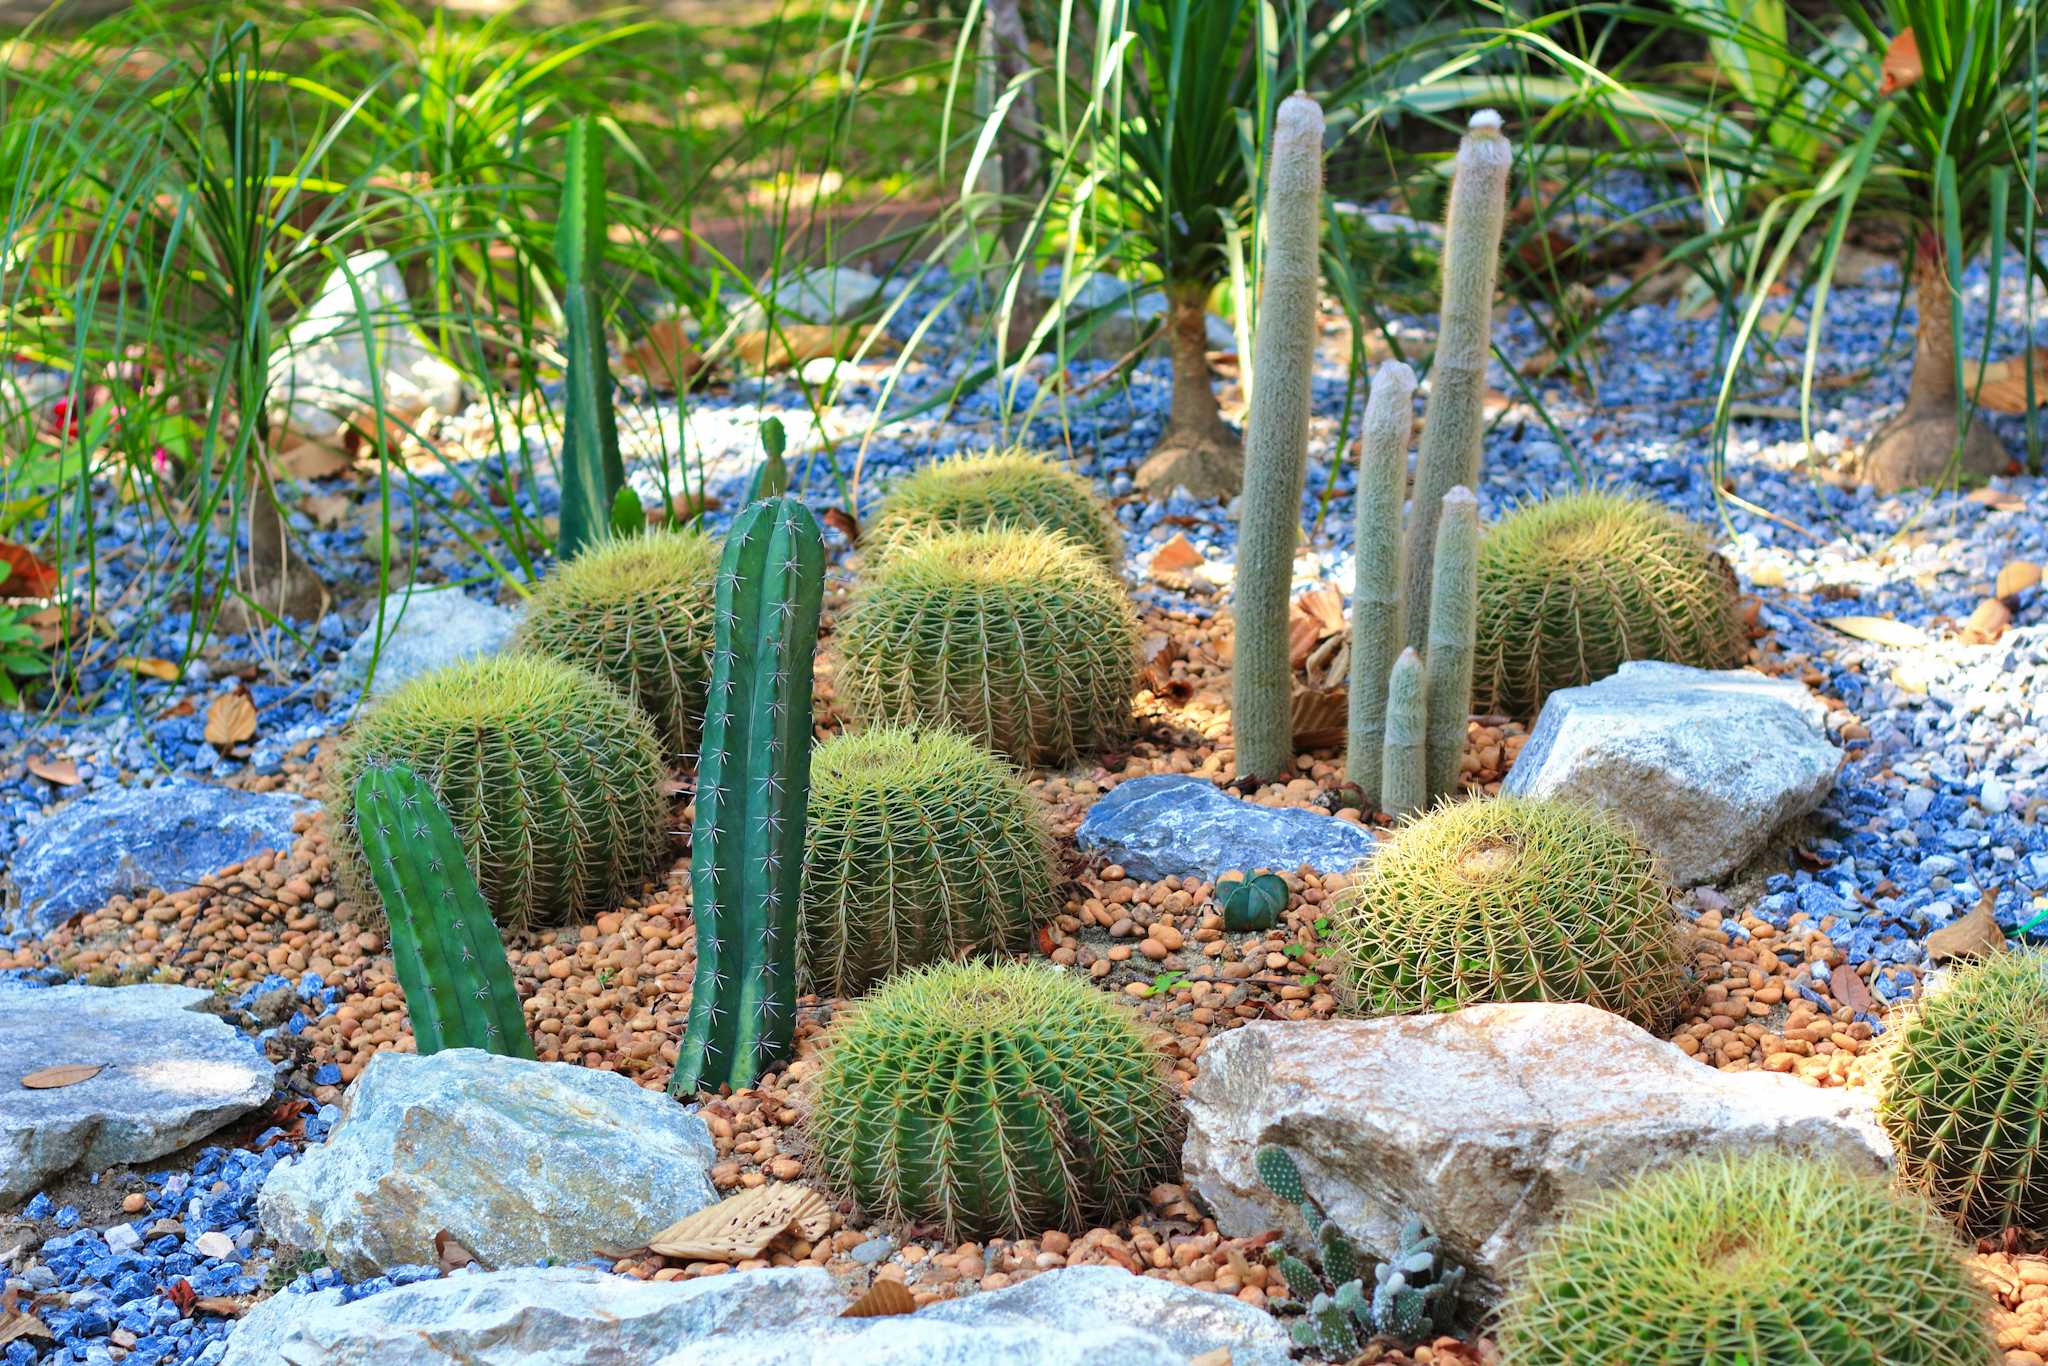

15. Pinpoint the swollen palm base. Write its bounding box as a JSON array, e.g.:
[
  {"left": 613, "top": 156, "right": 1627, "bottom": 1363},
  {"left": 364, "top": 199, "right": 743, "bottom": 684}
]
[{"left": 1134, "top": 284, "right": 1243, "bottom": 500}]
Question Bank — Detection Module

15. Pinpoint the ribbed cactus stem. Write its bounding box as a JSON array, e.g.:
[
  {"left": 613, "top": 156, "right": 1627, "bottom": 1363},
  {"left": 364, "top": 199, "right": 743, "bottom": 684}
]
[
  {"left": 670, "top": 496, "right": 823, "bottom": 1095},
  {"left": 1231, "top": 92, "right": 1326, "bottom": 781},
  {"left": 1380, "top": 647, "right": 1427, "bottom": 819},
  {"left": 1345, "top": 361, "right": 1417, "bottom": 801},
  {"left": 1402, "top": 110, "right": 1510, "bottom": 656},
  {"left": 352, "top": 763, "right": 534, "bottom": 1059},
  {"left": 1423, "top": 486, "right": 1479, "bottom": 803},
  {"left": 556, "top": 114, "right": 625, "bottom": 562}
]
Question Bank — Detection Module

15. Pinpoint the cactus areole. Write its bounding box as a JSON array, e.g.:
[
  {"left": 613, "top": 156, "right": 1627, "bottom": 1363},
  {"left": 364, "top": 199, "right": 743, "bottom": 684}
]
[{"left": 669, "top": 496, "right": 825, "bottom": 1095}]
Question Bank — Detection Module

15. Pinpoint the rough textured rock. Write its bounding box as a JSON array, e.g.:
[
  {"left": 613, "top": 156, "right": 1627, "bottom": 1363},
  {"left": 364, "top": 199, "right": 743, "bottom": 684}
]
[
  {"left": 0, "top": 984, "right": 275, "bottom": 1202},
  {"left": 1501, "top": 661, "right": 1840, "bottom": 884},
  {"left": 1076, "top": 774, "right": 1378, "bottom": 881},
  {"left": 1183, "top": 1007, "right": 1892, "bottom": 1296},
  {"left": 258, "top": 1049, "right": 717, "bottom": 1278},
  {"left": 728, "top": 267, "right": 884, "bottom": 331},
  {"left": 270, "top": 250, "right": 464, "bottom": 440},
  {"left": 4, "top": 781, "right": 317, "bottom": 936},
  {"left": 335, "top": 588, "right": 523, "bottom": 699},
  {"left": 220, "top": 1265, "right": 1293, "bottom": 1366}
]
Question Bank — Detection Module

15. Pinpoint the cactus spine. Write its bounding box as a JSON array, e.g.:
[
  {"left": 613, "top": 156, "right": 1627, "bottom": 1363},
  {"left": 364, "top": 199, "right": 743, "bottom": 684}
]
[
  {"left": 669, "top": 496, "right": 824, "bottom": 1095},
  {"left": 1380, "top": 648, "right": 1427, "bottom": 818},
  {"left": 556, "top": 114, "right": 625, "bottom": 562},
  {"left": 352, "top": 763, "right": 534, "bottom": 1059},
  {"left": 1422, "top": 486, "right": 1478, "bottom": 803},
  {"left": 1231, "top": 92, "right": 1326, "bottom": 781},
  {"left": 1402, "top": 110, "right": 1510, "bottom": 657},
  {"left": 1345, "top": 361, "right": 1418, "bottom": 801}
]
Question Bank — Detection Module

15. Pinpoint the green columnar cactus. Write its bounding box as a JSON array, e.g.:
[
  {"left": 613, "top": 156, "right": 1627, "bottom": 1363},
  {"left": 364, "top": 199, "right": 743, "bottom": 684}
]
[
  {"left": 1231, "top": 93, "right": 1326, "bottom": 782},
  {"left": 669, "top": 496, "right": 825, "bottom": 1096},
  {"left": 329, "top": 654, "right": 668, "bottom": 935},
  {"left": 1422, "top": 486, "right": 1479, "bottom": 804},
  {"left": 1494, "top": 1152, "right": 1996, "bottom": 1366},
  {"left": 809, "top": 962, "right": 1181, "bottom": 1240},
  {"left": 352, "top": 763, "right": 534, "bottom": 1059},
  {"left": 1345, "top": 361, "right": 1417, "bottom": 802},
  {"left": 1402, "top": 110, "right": 1511, "bottom": 658},
  {"left": 555, "top": 114, "right": 624, "bottom": 562},
  {"left": 1380, "top": 647, "right": 1427, "bottom": 819},
  {"left": 868, "top": 449, "right": 1122, "bottom": 568}
]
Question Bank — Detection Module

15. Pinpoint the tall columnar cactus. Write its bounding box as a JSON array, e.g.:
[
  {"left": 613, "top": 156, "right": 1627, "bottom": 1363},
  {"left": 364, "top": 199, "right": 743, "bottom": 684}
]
[
  {"left": 1380, "top": 647, "right": 1427, "bottom": 819},
  {"left": 1345, "top": 360, "right": 1417, "bottom": 801},
  {"left": 1231, "top": 92, "right": 1326, "bottom": 781},
  {"left": 556, "top": 114, "right": 625, "bottom": 562},
  {"left": 352, "top": 763, "right": 534, "bottom": 1059},
  {"left": 1401, "top": 110, "right": 1510, "bottom": 657},
  {"left": 1422, "top": 486, "right": 1479, "bottom": 803},
  {"left": 669, "top": 496, "right": 824, "bottom": 1096}
]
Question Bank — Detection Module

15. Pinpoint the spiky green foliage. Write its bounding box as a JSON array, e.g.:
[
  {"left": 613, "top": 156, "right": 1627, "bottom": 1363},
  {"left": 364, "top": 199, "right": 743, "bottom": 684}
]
[
  {"left": 868, "top": 450, "right": 1122, "bottom": 568},
  {"left": 329, "top": 655, "right": 666, "bottom": 935},
  {"left": 516, "top": 527, "right": 720, "bottom": 762},
  {"left": 802, "top": 725, "right": 1056, "bottom": 997},
  {"left": 1346, "top": 361, "right": 1417, "bottom": 802},
  {"left": 836, "top": 528, "right": 1139, "bottom": 766},
  {"left": 808, "top": 961, "right": 1181, "bottom": 1240},
  {"left": 1332, "top": 796, "right": 1686, "bottom": 1028},
  {"left": 1423, "top": 487, "right": 1479, "bottom": 804},
  {"left": 1402, "top": 110, "right": 1511, "bottom": 659},
  {"left": 1231, "top": 93, "right": 1326, "bottom": 782},
  {"left": 670, "top": 497, "right": 824, "bottom": 1096},
  {"left": 555, "top": 114, "right": 624, "bottom": 562},
  {"left": 1380, "top": 647, "right": 1427, "bottom": 820},
  {"left": 352, "top": 763, "right": 534, "bottom": 1059},
  {"left": 1474, "top": 490, "right": 1746, "bottom": 719},
  {"left": 1880, "top": 950, "right": 2048, "bottom": 1235},
  {"left": 1494, "top": 1152, "right": 1995, "bottom": 1366}
]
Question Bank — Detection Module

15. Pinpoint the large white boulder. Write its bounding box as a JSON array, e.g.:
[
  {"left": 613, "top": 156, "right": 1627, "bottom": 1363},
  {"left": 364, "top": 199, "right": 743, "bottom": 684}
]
[
  {"left": 1182, "top": 1007, "right": 1892, "bottom": 1296},
  {"left": 258, "top": 1049, "right": 717, "bottom": 1278},
  {"left": 270, "top": 250, "right": 464, "bottom": 441},
  {"left": 1501, "top": 661, "right": 1841, "bottom": 885}
]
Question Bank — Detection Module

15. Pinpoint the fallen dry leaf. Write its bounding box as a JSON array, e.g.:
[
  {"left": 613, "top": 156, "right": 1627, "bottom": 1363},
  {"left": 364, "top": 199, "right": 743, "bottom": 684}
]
[
  {"left": 1829, "top": 964, "right": 1878, "bottom": 1015},
  {"left": 434, "top": 1229, "right": 482, "bottom": 1274},
  {"left": 840, "top": 1280, "right": 916, "bottom": 1318},
  {"left": 112, "top": 655, "right": 180, "bottom": 681},
  {"left": 190, "top": 1297, "right": 244, "bottom": 1318},
  {"left": 1150, "top": 532, "right": 1205, "bottom": 577},
  {"left": 1926, "top": 903, "right": 2005, "bottom": 963},
  {"left": 820, "top": 506, "right": 861, "bottom": 545},
  {"left": 1291, "top": 687, "right": 1348, "bottom": 751},
  {"left": 1879, "top": 27, "right": 1922, "bottom": 95},
  {"left": 166, "top": 1279, "right": 196, "bottom": 1317},
  {"left": 204, "top": 690, "right": 259, "bottom": 747},
  {"left": 272, "top": 437, "right": 353, "bottom": 481},
  {"left": 730, "top": 323, "right": 857, "bottom": 372},
  {"left": 0, "top": 540, "right": 59, "bottom": 598},
  {"left": 0, "top": 1311, "right": 51, "bottom": 1346},
  {"left": 1288, "top": 584, "right": 1347, "bottom": 668},
  {"left": 1822, "top": 615, "right": 1931, "bottom": 649},
  {"left": 299, "top": 492, "right": 353, "bottom": 528},
  {"left": 648, "top": 1182, "right": 832, "bottom": 1262},
  {"left": 25, "top": 757, "right": 79, "bottom": 786},
  {"left": 1966, "top": 485, "right": 2027, "bottom": 512},
  {"left": 1996, "top": 560, "right": 2043, "bottom": 599},
  {"left": 1961, "top": 347, "right": 2048, "bottom": 414},
  {"left": 624, "top": 318, "right": 708, "bottom": 392},
  {"left": 21, "top": 1063, "right": 104, "bottom": 1090},
  {"left": 1960, "top": 597, "right": 2013, "bottom": 646}
]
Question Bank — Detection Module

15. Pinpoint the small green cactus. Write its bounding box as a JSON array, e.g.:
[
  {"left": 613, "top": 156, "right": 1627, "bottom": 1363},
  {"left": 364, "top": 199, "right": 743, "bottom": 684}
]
[
  {"left": 351, "top": 763, "right": 534, "bottom": 1059},
  {"left": 836, "top": 527, "right": 1138, "bottom": 766},
  {"left": 808, "top": 961, "right": 1181, "bottom": 1240},
  {"left": 669, "top": 496, "right": 824, "bottom": 1096},
  {"left": 1231, "top": 92, "right": 1326, "bottom": 782},
  {"left": 1379, "top": 647, "right": 1427, "bottom": 819},
  {"left": 1422, "top": 486, "right": 1479, "bottom": 804},
  {"left": 868, "top": 449, "right": 1121, "bottom": 568},
  {"left": 1345, "top": 360, "right": 1417, "bottom": 804},
  {"left": 1219, "top": 872, "right": 1289, "bottom": 932},
  {"left": 329, "top": 654, "right": 668, "bottom": 935},
  {"left": 516, "top": 526, "right": 720, "bottom": 762},
  {"left": 555, "top": 114, "right": 625, "bottom": 562}
]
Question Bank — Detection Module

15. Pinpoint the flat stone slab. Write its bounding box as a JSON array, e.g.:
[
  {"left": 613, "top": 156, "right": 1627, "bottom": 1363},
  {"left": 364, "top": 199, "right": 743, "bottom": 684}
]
[
  {"left": 221, "top": 1265, "right": 1295, "bottom": 1366},
  {"left": 259, "top": 1049, "right": 718, "bottom": 1278},
  {"left": 1502, "top": 661, "right": 1840, "bottom": 885},
  {"left": 335, "top": 588, "right": 522, "bottom": 700},
  {"left": 1, "top": 984, "right": 275, "bottom": 1204},
  {"left": 1075, "top": 774, "right": 1378, "bottom": 881},
  {"left": 4, "top": 781, "right": 316, "bottom": 937}
]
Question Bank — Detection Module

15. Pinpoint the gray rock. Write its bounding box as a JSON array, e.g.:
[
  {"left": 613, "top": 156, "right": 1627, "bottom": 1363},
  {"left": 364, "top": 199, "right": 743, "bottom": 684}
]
[
  {"left": 258, "top": 1049, "right": 717, "bottom": 1278},
  {"left": 1501, "top": 661, "right": 1841, "bottom": 885},
  {"left": 1182, "top": 1008, "right": 1891, "bottom": 1297},
  {"left": 4, "top": 781, "right": 316, "bottom": 936},
  {"left": 1075, "top": 774, "right": 1378, "bottom": 881},
  {"left": 727, "top": 267, "right": 885, "bottom": 331},
  {"left": 335, "top": 588, "right": 523, "bottom": 700},
  {"left": 0, "top": 984, "right": 274, "bottom": 1202},
  {"left": 270, "top": 250, "right": 464, "bottom": 442},
  {"left": 220, "top": 1265, "right": 1293, "bottom": 1366}
]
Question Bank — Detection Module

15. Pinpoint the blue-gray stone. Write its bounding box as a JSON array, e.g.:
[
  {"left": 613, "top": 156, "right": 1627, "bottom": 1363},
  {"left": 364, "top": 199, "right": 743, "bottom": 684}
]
[
  {"left": 5, "top": 781, "right": 317, "bottom": 936},
  {"left": 336, "top": 589, "right": 522, "bottom": 701},
  {"left": 1075, "top": 775, "right": 1378, "bottom": 882}
]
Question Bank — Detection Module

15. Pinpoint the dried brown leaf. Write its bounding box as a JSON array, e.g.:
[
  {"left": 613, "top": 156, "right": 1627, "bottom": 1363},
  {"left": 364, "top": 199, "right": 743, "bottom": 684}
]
[
  {"left": 1150, "top": 532, "right": 1204, "bottom": 577},
  {"left": 840, "top": 1279, "right": 916, "bottom": 1318},
  {"left": 624, "top": 318, "right": 708, "bottom": 392},
  {"left": 21, "top": 1063, "right": 104, "bottom": 1090},
  {"left": 204, "top": 691, "right": 258, "bottom": 747},
  {"left": 648, "top": 1183, "right": 830, "bottom": 1262},
  {"left": 434, "top": 1229, "right": 482, "bottom": 1274},
  {"left": 1291, "top": 688, "right": 1348, "bottom": 751},
  {"left": 1879, "top": 27, "right": 1922, "bottom": 95},
  {"left": 25, "top": 757, "right": 79, "bottom": 786},
  {"left": 1926, "top": 904, "right": 2006, "bottom": 963}
]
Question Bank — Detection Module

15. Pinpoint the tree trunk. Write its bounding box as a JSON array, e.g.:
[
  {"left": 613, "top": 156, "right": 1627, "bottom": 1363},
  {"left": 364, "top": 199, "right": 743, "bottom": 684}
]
[
  {"left": 1859, "top": 228, "right": 2008, "bottom": 492},
  {"left": 1135, "top": 282, "right": 1242, "bottom": 499},
  {"left": 988, "top": 0, "right": 1043, "bottom": 359},
  {"left": 224, "top": 458, "right": 327, "bottom": 631}
]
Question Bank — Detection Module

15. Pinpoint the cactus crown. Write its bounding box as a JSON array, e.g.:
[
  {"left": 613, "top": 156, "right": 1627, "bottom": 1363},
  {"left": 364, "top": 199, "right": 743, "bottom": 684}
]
[
  {"left": 517, "top": 526, "right": 720, "bottom": 762},
  {"left": 1378, "top": 646, "right": 1429, "bottom": 820},
  {"left": 1331, "top": 795, "right": 1688, "bottom": 1028},
  {"left": 555, "top": 113, "right": 624, "bottom": 561},
  {"left": 1880, "top": 949, "right": 2048, "bottom": 1235},
  {"left": 1494, "top": 1152, "right": 1996, "bottom": 1366},
  {"left": 328, "top": 653, "right": 667, "bottom": 935},
  {"left": 808, "top": 960, "right": 1181, "bottom": 1241},
  {"left": 868, "top": 449, "right": 1122, "bottom": 568},
  {"left": 1345, "top": 360, "right": 1418, "bottom": 803}
]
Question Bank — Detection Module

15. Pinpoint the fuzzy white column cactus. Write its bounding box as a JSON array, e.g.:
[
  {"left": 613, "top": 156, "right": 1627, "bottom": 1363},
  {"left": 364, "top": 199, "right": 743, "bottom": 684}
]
[
  {"left": 1422, "top": 485, "right": 1479, "bottom": 803},
  {"left": 1344, "top": 360, "right": 1417, "bottom": 801},
  {"left": 1379, "top": 647, "right": 1428, "bottom": 820},
  {"left": 1231, "top": 92, "right": 1327, "bottom": 781}
]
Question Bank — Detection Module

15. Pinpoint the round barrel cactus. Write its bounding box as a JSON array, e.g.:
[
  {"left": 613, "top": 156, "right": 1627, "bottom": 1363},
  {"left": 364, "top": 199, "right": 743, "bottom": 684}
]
[
  {"left": 868, "top": 449, "right": 1122, "bottom": 567},
  {"left": 328, "top": 654, "right": 668, "bottom": 933}
]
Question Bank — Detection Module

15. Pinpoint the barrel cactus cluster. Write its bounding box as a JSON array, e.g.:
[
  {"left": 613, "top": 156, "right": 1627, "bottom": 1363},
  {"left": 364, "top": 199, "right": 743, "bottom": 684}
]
[{"left": 868, "top": 448, "right": 1123, "bottom": 567}]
